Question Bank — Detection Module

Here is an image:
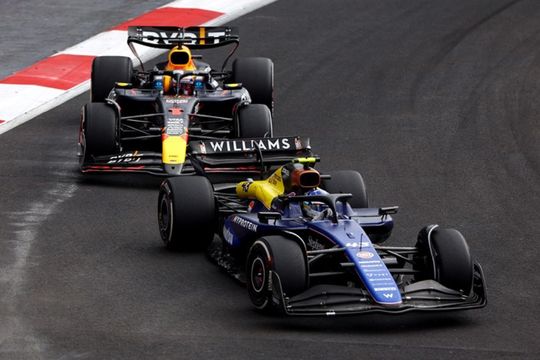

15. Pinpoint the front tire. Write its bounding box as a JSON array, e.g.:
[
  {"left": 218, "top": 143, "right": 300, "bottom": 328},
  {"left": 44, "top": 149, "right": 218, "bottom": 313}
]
[
  {"left": 82, "top": 103, "right": 119, "bottom": 160},
  {"left": 246, "top": 236, "right": 308, "bottom": 312},
  {"left": 236, "top": 104, "right": 273, "bottom": 138},
  {"left": 416, "top": 226, "right": 474, "bottom": 294},
  {"left": 158, "top": 176, "right": 216, "bottom": 251}
]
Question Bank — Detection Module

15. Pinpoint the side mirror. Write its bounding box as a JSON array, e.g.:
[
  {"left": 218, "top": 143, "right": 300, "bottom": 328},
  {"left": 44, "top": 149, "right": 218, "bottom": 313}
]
[
  {"left": 379, "top": 206, "right": 399, "bottom": 216},
  {"left": 258, "top": 211, "right": 281, "bottom": 224}
]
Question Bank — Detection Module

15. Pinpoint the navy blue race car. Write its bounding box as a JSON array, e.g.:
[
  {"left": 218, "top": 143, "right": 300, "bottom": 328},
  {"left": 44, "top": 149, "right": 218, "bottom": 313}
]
[{"left": 157, "top": 157, "right": 487, "bottom": 315}]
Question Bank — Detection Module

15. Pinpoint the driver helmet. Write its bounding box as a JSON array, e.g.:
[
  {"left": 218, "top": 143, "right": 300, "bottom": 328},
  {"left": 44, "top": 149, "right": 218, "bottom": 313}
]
[
  {"left": 178, "top": 77, "right": 195, "bottom": 96},
  {"left": 302, "top": 188, "right": 329, "bottom": 219}
]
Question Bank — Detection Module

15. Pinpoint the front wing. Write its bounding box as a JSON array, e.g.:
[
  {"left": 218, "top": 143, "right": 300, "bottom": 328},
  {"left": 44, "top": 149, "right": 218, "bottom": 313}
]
[
  {"left": 271, "top": 263, "right": 487, "bottom": 316},
  {"left": 80, "top": 136, "right": 313, "bottom": 176}
]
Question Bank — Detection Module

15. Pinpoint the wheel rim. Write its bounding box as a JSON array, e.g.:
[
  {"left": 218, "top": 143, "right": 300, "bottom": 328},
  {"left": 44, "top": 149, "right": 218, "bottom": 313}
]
[
  {"left": 250, "top": 257, "right": 266, "bottom": 293},
  {"left": 158, "top": 194, "right": 172, "bottom": 243}
]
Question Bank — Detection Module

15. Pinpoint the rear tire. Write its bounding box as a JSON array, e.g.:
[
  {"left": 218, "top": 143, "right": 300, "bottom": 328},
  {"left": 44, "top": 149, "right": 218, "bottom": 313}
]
[
  {"left": 236, "top": 104, "right": 273, "bottom": 138},
  {"left": 321, "top": 170, "right": 368, "bottom": 208},
  {"left": 416, "top": 226, "right": 474, "bottom": 294},
  {"left": 158, "top": 176, "right": 216, "bottom": 251},
  {"left": 233, "top": 57, "right": 274, "bottom": 114},
  {"left": 246, "top": 236, "right": 308, "bottom": 313},
  {"left": 82, "top": 103, "right": 118, "bottom": 159},
  {"left": 91, "top": 56, "right": 133, "bottom": 102}
]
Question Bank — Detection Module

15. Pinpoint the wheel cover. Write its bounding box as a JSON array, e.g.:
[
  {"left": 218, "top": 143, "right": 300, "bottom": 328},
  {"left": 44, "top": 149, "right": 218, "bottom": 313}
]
[
  {"left": 250, "top": 257, "right": 266, "bottom": 293},
  {"left": 158, "top": 194, "right": 172, "bottom": 243}
]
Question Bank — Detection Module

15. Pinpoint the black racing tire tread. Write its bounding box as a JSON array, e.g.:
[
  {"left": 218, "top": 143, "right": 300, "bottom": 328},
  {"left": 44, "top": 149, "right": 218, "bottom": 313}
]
[
  {"left": 91, "top": 56, "right": 133, "bottom": 102},
  {"left": 321, "top": 170, "right": 369, "bottom": 208},
  {"left": 158, "top": 176, "right": 216, "bottom": 251},
  {"left": 430, "top": 228, "right": 474, "bottom": 294},
  {"left": 233, "top": 57, "right": 274, "bottom": 113},
  {"left": 236, "top": 104, "right": 273, "bottom": 138},
  {"left": 83, "top": 103, "right": 118, "bottom": 157}
]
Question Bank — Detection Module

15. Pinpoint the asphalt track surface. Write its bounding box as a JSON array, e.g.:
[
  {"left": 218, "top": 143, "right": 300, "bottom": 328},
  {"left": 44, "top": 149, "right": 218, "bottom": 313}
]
[{"left": 1, "top": 0, "right": 540, "bottom": 359}]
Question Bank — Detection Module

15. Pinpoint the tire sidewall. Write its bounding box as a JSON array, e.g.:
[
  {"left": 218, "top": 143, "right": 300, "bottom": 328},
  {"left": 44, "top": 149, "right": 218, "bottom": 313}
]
[
  {"left": 247, "top": 240, "right": 272, "bottom": 309},
  {"left": 158, "top": 180, "right": 174, "bottom": 247}
]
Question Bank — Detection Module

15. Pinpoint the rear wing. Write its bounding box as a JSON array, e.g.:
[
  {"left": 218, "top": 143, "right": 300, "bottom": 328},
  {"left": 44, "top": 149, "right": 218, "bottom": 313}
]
[
  {"left": 127, "top": 26, "right": 239, "bottom": 49},
  {"left": 188, "top": 136, "right": 313, "bottom": 173},
  {"left": 127, "top": 26, "right": 239, "bottom": 71}
]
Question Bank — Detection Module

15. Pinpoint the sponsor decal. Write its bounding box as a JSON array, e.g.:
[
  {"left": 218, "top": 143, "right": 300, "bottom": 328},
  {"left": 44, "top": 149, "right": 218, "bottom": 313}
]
[
  {"left": 232, "top": 216, "right": 258, "bottom": 232},
  {"left": 166, "top": 118, "right": 185, "bottom": 135},
  {"left": 361, "top": 263, "right": 384, "bottom": 267},
  {"left": 356, "top": 251, "right": 374, "bottom": 259},
  {"left": 165, "top": 98, "right": 189, "bottom": 104},
  {"left": 241, "top": 182, "right": 252, "bottom": 192},
  {"left": 383, "top": 293, "right": 394, "bottom": 299},
  {"left": 141, "top": 30, "right": 226, "bottom": 46},
  {"left": 107, "top": 152, "right": 141, "bottom": 164},
  {"left": 206, "top": 138, "right": 291, "bottom": 153},
  {"left": 345, "top": 241, "right": 371, "bottom": 248},
  {"left": 307, "top": 236, "right": 325, "bottom": 251},
  {"left": 366, "top": 272, "right": 389, "bottom": 277},
  {"left": 295, "top": 137, "right": 302, "bottom": 150},
  {"left": 374, "top": 287, "right": 398, "bottom": 291},
  {"left": 267, "top": 172, "right": 282, "bottom": 186},
  {"left": 223, "top": 225, "right": 235, "bottom": 245}
]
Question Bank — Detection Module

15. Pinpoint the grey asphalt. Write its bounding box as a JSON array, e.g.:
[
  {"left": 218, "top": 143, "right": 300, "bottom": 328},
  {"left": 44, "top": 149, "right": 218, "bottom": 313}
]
[{"left": 1, "top": 0, "right": 540, "bottom": 359}]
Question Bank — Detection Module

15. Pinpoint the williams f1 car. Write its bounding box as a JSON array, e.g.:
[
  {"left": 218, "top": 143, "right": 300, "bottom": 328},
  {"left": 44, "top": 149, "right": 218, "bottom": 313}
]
[
  {"left": 157, "top": 157, "right": 487, "bottom": 315},
  {"left": 79, "top": 26, "right": 274, "bottom": 175}
]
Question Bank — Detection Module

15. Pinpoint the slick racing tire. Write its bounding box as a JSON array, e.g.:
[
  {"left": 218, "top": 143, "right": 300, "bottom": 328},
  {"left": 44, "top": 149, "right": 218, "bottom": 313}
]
[
  {"left": 321, "top": 170, "right": 369, "bottom": 208},
  {"left": 91, "top": 56, "right": 133, "bottom": 102},
  {"left": 415, "top": 226, "right": 474, "bottom": 294},
  {"left": 246, "top": 236, "right": 308, "bottom": 313},
  {"left": 233, "top": 57, "right": 274, "bottom": 114},
  {"left": 82, "top": 103, "right": 119, "bottom": 159},
  {"left": 158, "top": 176, "right": 216, "bottom": 251},
  {"left": 236, "top": 104, "right": 273, "bottom": 138}
]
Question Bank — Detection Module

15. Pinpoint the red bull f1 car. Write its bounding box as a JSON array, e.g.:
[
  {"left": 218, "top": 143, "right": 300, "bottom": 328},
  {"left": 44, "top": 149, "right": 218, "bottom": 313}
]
[
  {"left": 79, "top": 26, "right": 274, "bottom": 176},
  {"left": 157, "top": 156, "right": 487, "bottom": 315}
]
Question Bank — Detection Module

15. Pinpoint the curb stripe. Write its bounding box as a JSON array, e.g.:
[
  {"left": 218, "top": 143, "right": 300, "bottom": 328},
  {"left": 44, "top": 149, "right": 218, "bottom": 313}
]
[
  {"left": 0, "top": 54, "right": 95, "bottom": 90},
  {"left": 112, "top": 8, "right": 223, "bottom": 30}
]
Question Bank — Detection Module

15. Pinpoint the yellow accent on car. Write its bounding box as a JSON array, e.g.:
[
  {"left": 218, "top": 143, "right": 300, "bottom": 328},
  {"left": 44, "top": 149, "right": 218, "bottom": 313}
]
[
  {"left": 236, "top": 166, "right": 285, "bottom": 209},
  {"left": 162, "top": 135, "right": 187, "bottom": 164},
  {"left": 163, "top": 75, "right": 172, "bottom": 93},
  {"left": 293, "top": 157, "right": 317, "bottom": 165},
  {"left": 200, "top": 27, "right": 206, "bottom": 45}
]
